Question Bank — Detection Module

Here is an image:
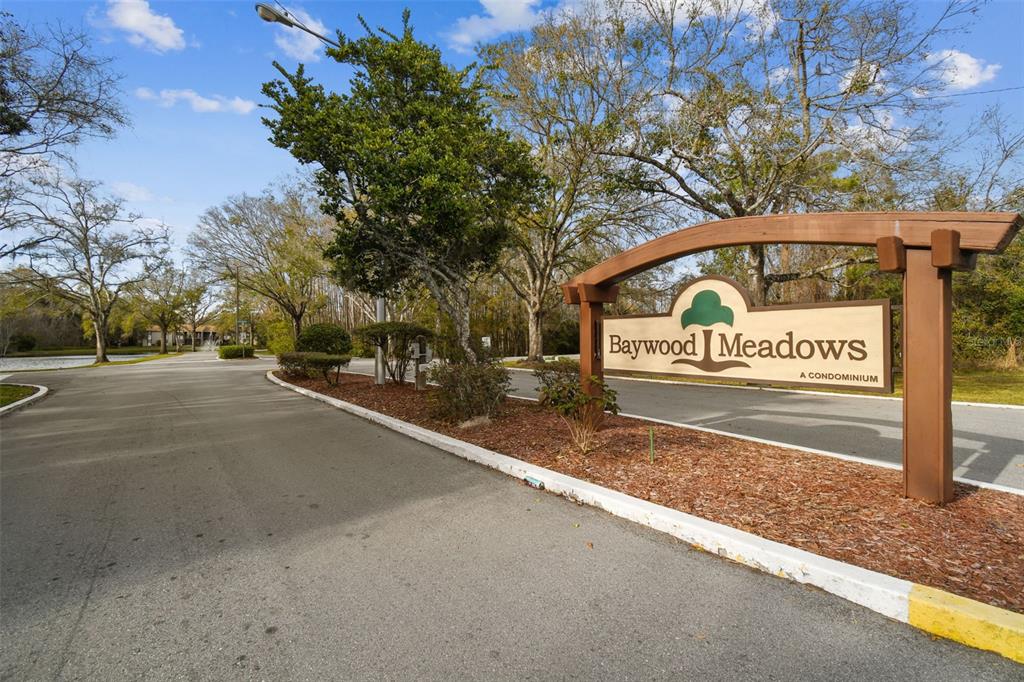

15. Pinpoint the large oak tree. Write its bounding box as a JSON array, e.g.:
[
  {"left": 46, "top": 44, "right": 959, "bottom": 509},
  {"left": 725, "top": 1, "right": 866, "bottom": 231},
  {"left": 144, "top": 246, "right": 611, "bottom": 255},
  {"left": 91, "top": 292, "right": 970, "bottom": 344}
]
[
  {"left": 17, "top": 178, "right": 167, "bottom": 362},
  {"left": 550, "top": 0, "right": 979, "bottom": 304}
]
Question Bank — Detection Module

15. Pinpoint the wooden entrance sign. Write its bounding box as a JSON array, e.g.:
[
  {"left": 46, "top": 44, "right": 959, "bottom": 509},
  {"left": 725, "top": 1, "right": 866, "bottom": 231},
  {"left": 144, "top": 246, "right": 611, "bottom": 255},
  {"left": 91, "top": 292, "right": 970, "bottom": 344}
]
[{"left": 561, "top": 212, "right": 1022, "bottom": 504}]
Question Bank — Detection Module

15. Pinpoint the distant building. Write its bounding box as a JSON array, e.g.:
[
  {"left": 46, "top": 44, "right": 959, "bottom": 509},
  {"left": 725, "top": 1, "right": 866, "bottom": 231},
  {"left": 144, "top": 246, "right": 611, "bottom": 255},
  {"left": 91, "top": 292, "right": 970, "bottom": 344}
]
[{"left": 144, "top": 325, "right": 221, "bottom": 348}]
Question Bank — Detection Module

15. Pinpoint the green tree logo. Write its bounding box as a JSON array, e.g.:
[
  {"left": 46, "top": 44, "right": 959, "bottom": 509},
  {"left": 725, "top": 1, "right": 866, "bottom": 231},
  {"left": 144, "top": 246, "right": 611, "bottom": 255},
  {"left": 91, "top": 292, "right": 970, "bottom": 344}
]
[
  {"left": 681, "top": 290, "right": 734, "bottom": 328},
  {"left": 673, "top": 288, "right": 750, "bottom": 372}
]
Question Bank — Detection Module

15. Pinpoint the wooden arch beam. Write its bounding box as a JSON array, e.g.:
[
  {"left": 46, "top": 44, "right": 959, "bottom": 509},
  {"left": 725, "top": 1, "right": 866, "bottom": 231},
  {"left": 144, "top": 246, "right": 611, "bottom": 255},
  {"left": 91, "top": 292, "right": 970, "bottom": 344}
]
[
  {"left": 561, "top": 211, "right": 1022, "bottom": 505},
  {"left": 562, "top": 212, "right": 1021, "bottom": 297}
]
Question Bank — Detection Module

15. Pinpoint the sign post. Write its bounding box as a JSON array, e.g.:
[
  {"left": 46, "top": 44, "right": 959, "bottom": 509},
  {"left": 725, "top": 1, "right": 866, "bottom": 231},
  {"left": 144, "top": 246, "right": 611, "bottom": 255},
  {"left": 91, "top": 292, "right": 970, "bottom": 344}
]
[{"left": 562, "top": 212, "right": 1021, "bottom": 504}]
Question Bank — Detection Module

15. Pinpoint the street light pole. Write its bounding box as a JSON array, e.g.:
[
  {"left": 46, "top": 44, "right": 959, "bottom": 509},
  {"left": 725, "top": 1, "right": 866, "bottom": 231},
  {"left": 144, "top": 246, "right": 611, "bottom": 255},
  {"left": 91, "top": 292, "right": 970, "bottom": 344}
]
[
  {"left": 254, "top": 3, "right": 340, "bottom": 48},
  {"left": 254, "top": 2, "right": 386, "bottom": 385},
  {"left": 375, "top": 296, "right": 386, "bottom": 385}
]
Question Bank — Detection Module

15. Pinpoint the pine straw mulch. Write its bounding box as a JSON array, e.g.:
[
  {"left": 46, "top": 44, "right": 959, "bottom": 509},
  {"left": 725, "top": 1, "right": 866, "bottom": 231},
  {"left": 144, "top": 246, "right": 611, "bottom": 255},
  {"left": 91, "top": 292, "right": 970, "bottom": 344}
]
[{"left": 279, "top": 372, "right": 1024, "bottom": 613}]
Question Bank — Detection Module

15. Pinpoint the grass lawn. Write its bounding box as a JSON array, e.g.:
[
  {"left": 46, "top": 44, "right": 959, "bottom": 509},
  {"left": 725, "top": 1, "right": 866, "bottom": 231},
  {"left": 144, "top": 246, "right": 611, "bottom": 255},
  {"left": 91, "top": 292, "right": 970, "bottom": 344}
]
[
  {"left": 94, "top": 353, "right": 183, "bottom": 366},
  {"left": 948, "top": 370, "right": 1024, "bottom": 405},
  {"left": 0, "top": 384, "right": 38, "bottom": 407},
  {"left": 506, "top": 360, "right": 1024, "bottom": 406}
]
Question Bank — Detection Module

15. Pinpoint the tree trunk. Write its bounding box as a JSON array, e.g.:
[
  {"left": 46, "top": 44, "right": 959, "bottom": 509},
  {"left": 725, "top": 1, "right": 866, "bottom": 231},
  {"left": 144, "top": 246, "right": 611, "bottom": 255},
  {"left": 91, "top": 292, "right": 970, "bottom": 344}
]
[
  {"left": 454, "top": 301, "right": 475, "bottom": 363},
  {"left": 423, "top": 276, "right": 477, "bottom": 363},
  {"left": 159, "top": 324, "right": 168, "bottom": 354},
  {"left": 748, "top": 245, "right": 769, "bottom": 306},
  {"left": 527, "top": 303, "right": 544, "bottom": 361},
  {"left": 442, "top": 282, "right": 476, "bottom": 363},
  {"left": 94, "top": 315, "right": 109, "bottom": 364},
  {"left": 292, "top": 315, "right": 303, "bottom": 344},
  {"left": 191, "top": 324, "right": 197, "bottom": 352}
]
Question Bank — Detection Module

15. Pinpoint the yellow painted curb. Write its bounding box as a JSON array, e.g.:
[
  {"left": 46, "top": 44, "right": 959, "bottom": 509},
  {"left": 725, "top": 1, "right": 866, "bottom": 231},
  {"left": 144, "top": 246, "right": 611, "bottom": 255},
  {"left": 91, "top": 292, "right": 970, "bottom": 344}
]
[{"left": 908, "top": 585, "right": 1024, "bottom": 663}]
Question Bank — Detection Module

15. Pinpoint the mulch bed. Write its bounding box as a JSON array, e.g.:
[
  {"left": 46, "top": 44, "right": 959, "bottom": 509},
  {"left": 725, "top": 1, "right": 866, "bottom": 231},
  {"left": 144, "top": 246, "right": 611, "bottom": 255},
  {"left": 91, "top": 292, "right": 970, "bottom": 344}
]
[{"left": 279, "top": 371, "right": 1024, "bottom": 613}]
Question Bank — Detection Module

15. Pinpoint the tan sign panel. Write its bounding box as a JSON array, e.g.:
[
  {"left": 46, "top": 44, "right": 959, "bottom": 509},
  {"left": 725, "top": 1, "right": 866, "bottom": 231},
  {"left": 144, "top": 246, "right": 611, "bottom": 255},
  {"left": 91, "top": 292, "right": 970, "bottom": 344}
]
[{"left": 603, "top": 277, "right": 892, "bottom": 392}]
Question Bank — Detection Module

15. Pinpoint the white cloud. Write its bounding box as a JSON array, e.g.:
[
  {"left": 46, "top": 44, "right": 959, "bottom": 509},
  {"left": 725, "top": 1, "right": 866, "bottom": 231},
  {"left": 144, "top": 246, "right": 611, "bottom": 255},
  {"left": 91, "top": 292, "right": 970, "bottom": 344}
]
[
  {"left": 927, "top": 49, "right": 1001, "bottom": 91},
  {"left": 135, "top": 87, "right": 256, "bottom": 115},
  {"left": 273, "top": 7, "right": 329, "bottom": 62},
  {"left": 106, "top": 0, "right": 185, "bottom": 53},
  {"left": 110, "top": 181, "right": 157, "bottom": 202},
  {"left": 446, "top": 0, "right": 545, "bottom": 54},
  {"left": 768, "top": 65, "right": 791, "bottom": 86}
]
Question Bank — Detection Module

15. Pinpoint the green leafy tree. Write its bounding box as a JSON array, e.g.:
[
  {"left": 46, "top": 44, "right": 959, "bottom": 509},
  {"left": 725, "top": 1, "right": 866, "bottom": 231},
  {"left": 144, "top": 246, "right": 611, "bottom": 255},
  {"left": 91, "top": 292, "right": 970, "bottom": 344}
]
[
  {"left": 189, "top": 185, "right": 331, "bottom": 340},
  {"left": 16, "top": 177, "right": 167, "bottom": 362},
  {"left": 480, "top": 18, "right": 666, "bottom": 361},
  {"left": 129, "top": 266, "right": 187, "bottom": 354},
  {"left": 262, "top": 10, "right": 539, "bottom": 362},
  {"left": 180, "top": 276, "right": 216, "bottom": 351}
]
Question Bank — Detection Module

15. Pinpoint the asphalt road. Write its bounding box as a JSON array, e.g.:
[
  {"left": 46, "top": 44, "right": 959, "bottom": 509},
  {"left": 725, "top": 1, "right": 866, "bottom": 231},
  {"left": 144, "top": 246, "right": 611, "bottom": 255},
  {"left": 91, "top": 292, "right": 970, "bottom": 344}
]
[{"left": 1, "top": 355, "right": 1020, "bottom": 680}]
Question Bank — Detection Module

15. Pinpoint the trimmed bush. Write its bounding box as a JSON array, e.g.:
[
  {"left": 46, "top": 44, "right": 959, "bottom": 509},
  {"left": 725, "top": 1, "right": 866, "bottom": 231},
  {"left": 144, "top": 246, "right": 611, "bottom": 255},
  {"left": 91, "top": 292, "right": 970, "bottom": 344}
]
[
  {"left": 297, "top": 323, "right": 352, "bottom": 355},
  {"left": 427, "top": 361, "right": 510, "bottom": 422},
  {"left": 535, "top": 359, "right": 619, "bottom": 453},
  {"left": 354, "top": 321, "right": 433, "bottom": 385},
  {"left": 278, "top": 351, "right": 351, "bottom": 385},
  {"left": 218, "top": 345, "right": 254, "bottom": 359}
]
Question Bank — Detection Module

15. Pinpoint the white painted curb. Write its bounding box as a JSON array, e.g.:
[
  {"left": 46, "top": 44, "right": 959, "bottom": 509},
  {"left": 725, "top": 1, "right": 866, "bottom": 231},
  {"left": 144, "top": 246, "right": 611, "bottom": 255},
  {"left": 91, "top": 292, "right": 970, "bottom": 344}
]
[
  {"left": 0, "top": 383, "right": 48, "bottom": 416},
  {"left": 266, "top": 370, "right": 915, "bottom": 623}
]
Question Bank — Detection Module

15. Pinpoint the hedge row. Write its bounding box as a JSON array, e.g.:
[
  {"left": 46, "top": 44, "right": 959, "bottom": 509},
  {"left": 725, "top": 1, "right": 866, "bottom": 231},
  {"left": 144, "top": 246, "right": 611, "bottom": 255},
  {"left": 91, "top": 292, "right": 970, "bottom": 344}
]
[
  {"left": 279, "top": 351, "right": 352, "bottom": 385},
  {"left": 218, "top": 345, "right": 254, "bottom": 359}
]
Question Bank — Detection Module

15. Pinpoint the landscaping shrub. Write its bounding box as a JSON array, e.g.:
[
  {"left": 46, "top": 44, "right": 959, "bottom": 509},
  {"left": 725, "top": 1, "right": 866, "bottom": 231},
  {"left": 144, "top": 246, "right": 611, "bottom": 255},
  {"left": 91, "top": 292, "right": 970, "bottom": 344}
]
[
  {"left": 351, "top": 338, "right": 376, "bottom": 358},
  {"left": 427, "top": 361, "right": 510, "bottom": 422},
  {"left": 278, "top": 351, "right": 351, "bottom": 385},
  {"left": 218, "top": 345, "right": 254, "bottom": 359},
  {"left": 535, "top": 359, "right": 619, "bottom": 453},
  {"left": 354, "top": 321, "right": 433, "bottom": 384},
  {"left": 9, "top": 333, "right": 37, "bottom": 352},
  {"left": 297, "top": 323, "right": 352, "bottom": 355},
  {"left": 265, "top": 319, "right": 295, "bottom": 356}
]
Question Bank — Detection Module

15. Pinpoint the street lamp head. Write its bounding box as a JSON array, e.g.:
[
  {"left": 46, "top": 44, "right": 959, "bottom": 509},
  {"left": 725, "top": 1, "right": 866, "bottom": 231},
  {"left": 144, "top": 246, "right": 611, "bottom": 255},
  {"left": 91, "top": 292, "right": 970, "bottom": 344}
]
[{"left": 255, "top": 3, "right": 295, "bottom": 28}]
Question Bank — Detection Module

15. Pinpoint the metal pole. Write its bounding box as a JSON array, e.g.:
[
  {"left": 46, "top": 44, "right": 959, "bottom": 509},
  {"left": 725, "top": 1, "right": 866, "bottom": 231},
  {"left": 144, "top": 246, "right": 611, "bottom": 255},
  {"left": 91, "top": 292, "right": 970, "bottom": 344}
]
[
  {"left": 375, "top": 296, "right": 386, "bottom": 385},
  {"left": 234, "top": 268, "right": 240, "bottom": 345}
]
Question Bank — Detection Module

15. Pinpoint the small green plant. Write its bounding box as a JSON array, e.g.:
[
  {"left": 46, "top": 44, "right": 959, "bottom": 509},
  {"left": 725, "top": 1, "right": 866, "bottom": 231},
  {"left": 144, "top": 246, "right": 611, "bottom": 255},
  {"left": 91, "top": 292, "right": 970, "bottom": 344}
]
[
  {"left": 218, "top": 345, "right": 254, "bottom": 359},
  {"left": 649, "top": 427, "right": 655, "bottom": 464},
  {"left": 427, "top": 361, "right": 510, "bottom": 422},
  {"left": 278, "top": 351, "right": 351, "bottom": 385},
  {"left": 534, "top": 359, "right": 619, "bottom": 453},
  {"left": 297, "top": 323, "right": 352, "bottom": 355},
  {"left": 354, "top": 321, "right": 433, "bottom": 385}
]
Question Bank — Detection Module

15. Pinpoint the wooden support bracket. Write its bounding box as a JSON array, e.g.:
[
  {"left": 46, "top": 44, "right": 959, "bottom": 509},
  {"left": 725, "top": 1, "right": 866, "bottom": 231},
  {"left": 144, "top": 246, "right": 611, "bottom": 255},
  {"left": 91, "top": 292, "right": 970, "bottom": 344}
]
[
  {"left": 876, "top": 236, "right": 906, "bottom": 273},
  {"left": 931, "top": 229, "right": 978, "bottom": 271},
  {"left": 578, "top": 284, "right": 620, "bottom": 304}
]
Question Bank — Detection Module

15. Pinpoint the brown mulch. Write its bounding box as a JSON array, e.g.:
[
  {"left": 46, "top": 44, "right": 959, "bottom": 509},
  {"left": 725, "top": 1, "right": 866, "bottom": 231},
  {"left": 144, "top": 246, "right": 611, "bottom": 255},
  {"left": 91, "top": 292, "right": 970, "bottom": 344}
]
[{"left": 279, "top": 372, "right": 1024, "bottom": 613}]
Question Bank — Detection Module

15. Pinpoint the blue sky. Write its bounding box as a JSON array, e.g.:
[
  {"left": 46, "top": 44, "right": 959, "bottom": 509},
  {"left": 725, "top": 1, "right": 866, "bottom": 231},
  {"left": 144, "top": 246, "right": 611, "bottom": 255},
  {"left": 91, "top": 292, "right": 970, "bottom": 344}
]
[{"left": 8, "top": 0, "right": 1023, "bottom": 250}]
